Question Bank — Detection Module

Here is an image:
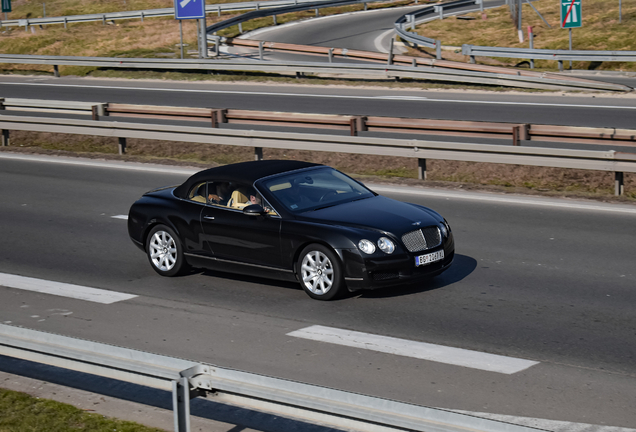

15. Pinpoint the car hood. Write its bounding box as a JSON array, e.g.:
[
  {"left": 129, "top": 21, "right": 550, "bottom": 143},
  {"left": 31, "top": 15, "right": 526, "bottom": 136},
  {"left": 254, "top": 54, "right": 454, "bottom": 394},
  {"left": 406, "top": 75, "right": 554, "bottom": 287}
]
[{"left": 296, "top": 196, "right": 441, "bottom": 234}]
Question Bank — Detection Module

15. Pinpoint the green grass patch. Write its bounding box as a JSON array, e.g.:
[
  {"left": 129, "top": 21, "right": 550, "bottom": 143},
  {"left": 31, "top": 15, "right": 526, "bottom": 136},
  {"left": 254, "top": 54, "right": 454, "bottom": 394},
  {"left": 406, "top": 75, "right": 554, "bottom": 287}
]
[{"left": 0, "top": 388, "right": 165, "bottom": 432}]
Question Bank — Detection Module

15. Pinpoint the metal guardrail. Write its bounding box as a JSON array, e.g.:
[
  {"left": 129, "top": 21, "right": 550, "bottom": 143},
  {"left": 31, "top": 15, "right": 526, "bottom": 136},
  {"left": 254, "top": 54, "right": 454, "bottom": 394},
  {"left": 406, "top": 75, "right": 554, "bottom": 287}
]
[
  {"left": 0, "top": 52, "right": 629, "bottom": 92},
  {"left": 0, "top": 110, "right": 634, "bottom": 195},
  {"left": 462, "top": 45, "right": 636, "bottom": 70},
  {"left": 394, "top": 0, "right": 487, "bottom": 56},
  {"left": 0, "top": 0, "right": 361, "bottom": 28},
  {"left": 4, "top": 98, "right": 636, "bottom": 149},
  {"left": 204, "top": 0, "right": 381, "bottom": 35},
  {"left": 0, "top": 323, "right": 546, "bottom": 432}
]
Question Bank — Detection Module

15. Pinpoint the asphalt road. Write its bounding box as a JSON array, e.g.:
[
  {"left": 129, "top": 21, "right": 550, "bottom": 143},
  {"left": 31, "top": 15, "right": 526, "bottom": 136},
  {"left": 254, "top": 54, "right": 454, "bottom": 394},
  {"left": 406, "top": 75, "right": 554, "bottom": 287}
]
[
  {"left": 1, "top": 154, "right": 635, "bottom": 429},
  {"left": 1, "top": 75, "right": 636, "bottom": 129}
]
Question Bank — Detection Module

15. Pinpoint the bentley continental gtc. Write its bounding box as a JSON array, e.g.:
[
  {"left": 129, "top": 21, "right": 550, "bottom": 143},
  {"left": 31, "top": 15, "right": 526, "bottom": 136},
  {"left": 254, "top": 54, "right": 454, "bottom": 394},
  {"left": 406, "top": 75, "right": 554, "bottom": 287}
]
[{"left": 128, "top": 160, "right": 454, "bottom": 300}]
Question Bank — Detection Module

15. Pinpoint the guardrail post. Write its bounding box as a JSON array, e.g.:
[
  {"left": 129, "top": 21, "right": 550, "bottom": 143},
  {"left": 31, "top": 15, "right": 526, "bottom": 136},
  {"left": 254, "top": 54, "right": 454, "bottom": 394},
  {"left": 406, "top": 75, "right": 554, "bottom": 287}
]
[
  {"left": 364, "top": 2, "right": 367, "bottom": 10},
  {"left": 387, "top": 38, "right": 394, "bottom": 65},
  {"left": 102, "top": 15, "right": 106, "bottom": 25},
  {"left": 63, "top": 17, "right": 67, "bottom": 29},
  {"left": 350, "top": 116, "right": 367, "bottom": 136},
  {"left": 217, "top": 6, "right": 221, "bottom": 16},
  {"left": 328, "top": 48, "right": 333, "bottom": 63},
  {"left": 238, "top": 22, "right": 242, "bottom": 34},
  {"left": 172, "top": 378, "right": 191, "bottom": 432},
  {"left": 478, "top": 0, "right": 484, "bottom": 13},
  {"left": 615, "top": 172, "right": 624, "bottom": 196},
  {"left": 140, "top": 11, "right": 144, "bottom": 22},
  {"left": 436, "top": 40, "right": 442, "bottom": 60},
  {"left": 210, "top": 109, "right": 227, "bottom": 128},
  {"left": 418, "top": 158, "right": 427, "bottom": 180},
  {"left": 91, "top": 105, "right": 99, "bottom": 121},
  {"left": 53, "top": 65, "right": 60, "bottom": 77},
  {"left": 1, "top": 130, "right": 9, "bottom": 147},
  {"left": 521, "top": 123, "right": 530, "bottom": 141},
  {"left": 315, "top": 8, "right": 319, "bottom": 17},
  {"left": 213, "top": 36, "right": 220, "bottom": 57},
  {"left": 512, "top": 126, "right": 520, "bottom": 146},
  {"left": 273, "top": 15, "right": 277, "bottom": 25},
  {"left": 259, "top": 41, "right": 264, "bottom": 60},
  {"left": 254, "top": 147, "right": 263, "bottom": 161},
  {"left": 558, "top": 60, "right": 563, "bottom": 71},
  {"left": 118, "top": 137, "right": 127, "bottom": 155}
]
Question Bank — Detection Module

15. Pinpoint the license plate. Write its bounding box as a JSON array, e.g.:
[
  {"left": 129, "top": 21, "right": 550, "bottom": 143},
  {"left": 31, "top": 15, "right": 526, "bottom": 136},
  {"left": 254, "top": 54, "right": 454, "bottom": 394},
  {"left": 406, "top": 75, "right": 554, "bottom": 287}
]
[{"left": 415, "top": 250, "right": 444, "bottom": 266}]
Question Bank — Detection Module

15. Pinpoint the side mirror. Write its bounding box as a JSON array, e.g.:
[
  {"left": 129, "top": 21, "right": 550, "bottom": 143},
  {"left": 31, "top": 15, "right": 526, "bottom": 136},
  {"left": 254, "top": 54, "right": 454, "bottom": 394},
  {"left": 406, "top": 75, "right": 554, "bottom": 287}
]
[{"left": 243, "top": 204, "right": 266, "bottom": 215}]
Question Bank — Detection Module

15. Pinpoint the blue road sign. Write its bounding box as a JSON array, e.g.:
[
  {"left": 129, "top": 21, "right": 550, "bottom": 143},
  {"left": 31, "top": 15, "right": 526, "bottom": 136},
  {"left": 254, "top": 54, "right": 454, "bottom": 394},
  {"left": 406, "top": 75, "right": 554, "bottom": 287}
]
[
  {"left": 174, "top": 0, "right": 205, "bottom": 20},
  {"left": 2, "top": 0, "right": 11, "bottom": 13}
]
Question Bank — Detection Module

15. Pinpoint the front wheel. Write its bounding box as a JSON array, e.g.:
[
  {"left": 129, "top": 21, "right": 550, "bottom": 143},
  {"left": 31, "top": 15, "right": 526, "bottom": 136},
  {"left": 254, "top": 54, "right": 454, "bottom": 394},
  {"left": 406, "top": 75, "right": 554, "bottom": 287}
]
[
  {"left": 146, "top": 225, "right": 189, "bottom": 277},
  {"left": 297, "top": 244, "right": 345, "bottom": 300}
]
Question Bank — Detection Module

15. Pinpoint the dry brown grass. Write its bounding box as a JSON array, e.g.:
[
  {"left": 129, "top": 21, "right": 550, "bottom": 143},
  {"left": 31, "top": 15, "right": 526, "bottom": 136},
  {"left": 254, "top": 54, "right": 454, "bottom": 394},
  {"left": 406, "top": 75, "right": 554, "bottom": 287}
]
[
  {"left": 3, "top": 130, "right": 634, "bottom": 200},
  {"left": 413, "top": 0, "right": 636, "bottom": 71}
]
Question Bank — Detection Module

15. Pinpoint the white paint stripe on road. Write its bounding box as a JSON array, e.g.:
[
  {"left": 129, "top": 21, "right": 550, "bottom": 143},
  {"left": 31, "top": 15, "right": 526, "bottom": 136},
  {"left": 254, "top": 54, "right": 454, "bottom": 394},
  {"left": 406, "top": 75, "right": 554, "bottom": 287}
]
[
  {"left": 111, "top": 215, "right": 128, "bottom": 220},
  {"left": 370, "top": 185, "right": 636, "bottom": 216},
  {"left": 1, "top": 81, "right": 636, "bottom": 109},
  {"left": 0, "top": 273, "right": 137, "bottom": 304},
  {"left": 287, "top": 325, "right": 539, "bottom": 374}
]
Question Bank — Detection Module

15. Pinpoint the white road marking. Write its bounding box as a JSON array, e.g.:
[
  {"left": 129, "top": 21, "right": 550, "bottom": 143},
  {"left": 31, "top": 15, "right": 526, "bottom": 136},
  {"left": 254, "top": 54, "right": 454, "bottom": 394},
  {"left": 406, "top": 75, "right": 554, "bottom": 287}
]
[
  {"left": 287, "top": 325, "right": 539, "bottom": 374},
  {"left": 111, "top": 215, "right": 129, "bottom": 220},
  {"left": 1, "top": 81, "right": 635, "bottom": 109},
  {"left": 370, "top": 185, "right": 636, "bottom": 216},
  {"left": 0, "top": 273, "right": 137, "bottom": 304}
]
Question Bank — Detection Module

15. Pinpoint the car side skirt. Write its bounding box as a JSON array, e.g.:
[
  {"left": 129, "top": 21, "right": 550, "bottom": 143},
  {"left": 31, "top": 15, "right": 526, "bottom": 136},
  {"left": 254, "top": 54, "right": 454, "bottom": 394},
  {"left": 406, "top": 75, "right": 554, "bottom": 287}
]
[{"left": 184, "top": 253, "right": 297, "bottom": 283}]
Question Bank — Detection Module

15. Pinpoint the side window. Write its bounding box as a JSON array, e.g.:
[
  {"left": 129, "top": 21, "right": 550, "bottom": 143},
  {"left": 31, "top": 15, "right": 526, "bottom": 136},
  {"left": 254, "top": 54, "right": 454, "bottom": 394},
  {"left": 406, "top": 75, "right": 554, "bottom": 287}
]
[{"left": 188, "top": 182, "right": 207, "bottom": 203}]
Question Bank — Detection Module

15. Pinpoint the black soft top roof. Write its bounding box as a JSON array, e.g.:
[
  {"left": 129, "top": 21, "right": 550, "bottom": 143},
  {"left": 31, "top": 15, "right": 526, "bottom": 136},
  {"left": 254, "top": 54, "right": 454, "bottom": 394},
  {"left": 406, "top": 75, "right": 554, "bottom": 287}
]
[{"left": 174, "top": 160, "right": 321, "bottom": 198}]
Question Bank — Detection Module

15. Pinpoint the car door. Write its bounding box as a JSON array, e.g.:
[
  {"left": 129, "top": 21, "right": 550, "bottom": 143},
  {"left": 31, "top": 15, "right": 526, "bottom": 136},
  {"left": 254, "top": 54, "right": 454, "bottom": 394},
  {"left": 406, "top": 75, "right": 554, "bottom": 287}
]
[{"left": 200, "top": 183, "right": 283, "bottom": 269}]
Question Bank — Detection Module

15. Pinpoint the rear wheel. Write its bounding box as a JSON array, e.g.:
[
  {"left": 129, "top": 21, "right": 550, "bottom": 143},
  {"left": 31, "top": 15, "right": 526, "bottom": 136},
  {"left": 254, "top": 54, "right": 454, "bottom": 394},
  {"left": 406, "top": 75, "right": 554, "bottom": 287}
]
[
  {"left": 146, "top": 225, "right": 189, "bottom": 277},
  {"left": 297, "top": 244, "right": 345, "bottom": 300}
]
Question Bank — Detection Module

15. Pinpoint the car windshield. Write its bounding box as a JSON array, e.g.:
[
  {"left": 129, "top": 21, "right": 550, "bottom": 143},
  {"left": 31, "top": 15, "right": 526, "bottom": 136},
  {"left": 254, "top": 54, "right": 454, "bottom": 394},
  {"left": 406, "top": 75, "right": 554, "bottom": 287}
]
[{"left": 261, "top": 167, "right": 374, "bottom": 213}]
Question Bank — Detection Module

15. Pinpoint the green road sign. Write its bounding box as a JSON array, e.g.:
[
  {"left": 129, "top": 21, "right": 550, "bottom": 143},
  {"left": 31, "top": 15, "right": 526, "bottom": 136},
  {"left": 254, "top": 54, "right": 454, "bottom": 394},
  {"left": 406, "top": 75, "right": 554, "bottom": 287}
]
[
  {"left": 1, "top": 0, "right": 11, "bottom": 13},
  {"left": 561, "top": 0, "right": 582, "bottom": 28}
]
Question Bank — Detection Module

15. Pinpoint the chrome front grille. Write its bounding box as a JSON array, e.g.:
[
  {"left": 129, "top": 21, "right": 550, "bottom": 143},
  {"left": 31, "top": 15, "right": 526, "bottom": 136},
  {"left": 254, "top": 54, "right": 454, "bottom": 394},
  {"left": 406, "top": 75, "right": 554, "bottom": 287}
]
[{"left": 401, "top": 227, "right": 441, "bottom": 253}]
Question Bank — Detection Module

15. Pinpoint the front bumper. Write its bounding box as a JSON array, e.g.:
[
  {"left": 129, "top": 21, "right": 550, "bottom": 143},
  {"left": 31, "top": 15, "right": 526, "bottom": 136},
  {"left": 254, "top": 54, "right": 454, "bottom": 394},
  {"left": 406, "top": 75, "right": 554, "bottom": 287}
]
[{"left": 341, "top": 234, "right": 455, "bottom": 291}]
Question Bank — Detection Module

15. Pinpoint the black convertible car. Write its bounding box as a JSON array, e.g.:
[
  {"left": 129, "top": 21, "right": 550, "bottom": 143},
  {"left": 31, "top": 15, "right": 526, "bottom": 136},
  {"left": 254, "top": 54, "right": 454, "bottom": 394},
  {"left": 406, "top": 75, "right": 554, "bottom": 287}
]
[{"left": 128, "top": 160, "right": 454, "bottom": 300}]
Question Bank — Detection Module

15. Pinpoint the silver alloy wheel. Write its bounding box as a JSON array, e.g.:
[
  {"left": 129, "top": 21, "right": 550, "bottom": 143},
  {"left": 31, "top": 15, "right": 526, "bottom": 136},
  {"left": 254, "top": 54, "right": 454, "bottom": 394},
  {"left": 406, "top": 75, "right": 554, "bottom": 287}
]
[
  {"left": 301, "top": 250, "right": 334, "bottom": 295},
  {"left": 149, "top": 230, "right": 177, "bottom": 272}
]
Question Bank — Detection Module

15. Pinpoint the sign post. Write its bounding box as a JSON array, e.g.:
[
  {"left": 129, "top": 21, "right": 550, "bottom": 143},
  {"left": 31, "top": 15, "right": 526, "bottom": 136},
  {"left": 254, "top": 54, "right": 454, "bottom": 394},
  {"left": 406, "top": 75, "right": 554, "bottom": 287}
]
[
  {"left": 174, "top": 0, "right": 207, "bottom": 59},
  {"left": 561, "top": 0, "right": 581, "bottom": 69}
]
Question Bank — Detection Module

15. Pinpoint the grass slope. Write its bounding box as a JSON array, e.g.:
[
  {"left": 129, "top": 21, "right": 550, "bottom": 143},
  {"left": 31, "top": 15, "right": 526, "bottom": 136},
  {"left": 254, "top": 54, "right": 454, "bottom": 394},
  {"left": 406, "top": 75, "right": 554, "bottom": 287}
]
[
  {"left": 0, "top": 388, "right": 164, "bottom": 432},
  {"left": 414, "top": 0, "right": 636, "bottom": 71}
]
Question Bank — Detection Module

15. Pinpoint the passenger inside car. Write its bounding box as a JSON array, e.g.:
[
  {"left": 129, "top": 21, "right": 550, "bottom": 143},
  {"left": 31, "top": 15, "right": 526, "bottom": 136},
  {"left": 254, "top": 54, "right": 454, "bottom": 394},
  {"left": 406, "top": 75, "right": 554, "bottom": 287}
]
[{"left": 208, "top": 182, "right": 232, "bottom": 206}]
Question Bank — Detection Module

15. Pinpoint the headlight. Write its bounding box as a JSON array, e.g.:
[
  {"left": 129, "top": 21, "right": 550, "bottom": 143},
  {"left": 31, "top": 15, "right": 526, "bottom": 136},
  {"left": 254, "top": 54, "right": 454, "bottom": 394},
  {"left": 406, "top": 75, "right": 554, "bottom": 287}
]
[
  {"left": 377, "top": 237, "right": 395, "bottom": 254},
  {"left": 439, "top": 223, "right": 447, "bottom": 238},
  {"left": 358, "top": 239, "right": 376, "bottom": 254}
]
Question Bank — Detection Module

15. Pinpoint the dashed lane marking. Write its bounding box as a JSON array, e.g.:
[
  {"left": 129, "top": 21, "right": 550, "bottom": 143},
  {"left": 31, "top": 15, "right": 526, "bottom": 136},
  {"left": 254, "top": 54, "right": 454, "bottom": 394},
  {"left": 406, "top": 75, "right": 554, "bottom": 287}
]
[
  {"left": 287, "top": 325, "right": 539, "bottom": 374},
  {"left": 0, "top": 273, "right": 137, "bottom": 304}
]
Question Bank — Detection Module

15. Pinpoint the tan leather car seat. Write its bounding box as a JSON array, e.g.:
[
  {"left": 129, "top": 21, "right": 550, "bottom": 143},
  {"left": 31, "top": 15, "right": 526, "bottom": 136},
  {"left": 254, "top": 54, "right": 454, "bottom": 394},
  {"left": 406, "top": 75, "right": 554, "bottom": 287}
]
[{"left": 228, "top": 189, "right": 249, "bottom": 209}]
